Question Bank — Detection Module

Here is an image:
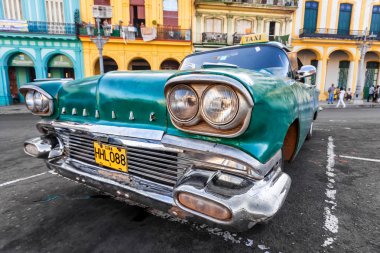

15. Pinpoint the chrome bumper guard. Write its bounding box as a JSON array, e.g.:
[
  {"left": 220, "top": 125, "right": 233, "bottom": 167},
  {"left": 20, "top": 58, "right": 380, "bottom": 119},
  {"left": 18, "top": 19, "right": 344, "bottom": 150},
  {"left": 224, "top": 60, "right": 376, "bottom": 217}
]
[{"left": 25, "top": 122, "right": 291, "bottom": 231}]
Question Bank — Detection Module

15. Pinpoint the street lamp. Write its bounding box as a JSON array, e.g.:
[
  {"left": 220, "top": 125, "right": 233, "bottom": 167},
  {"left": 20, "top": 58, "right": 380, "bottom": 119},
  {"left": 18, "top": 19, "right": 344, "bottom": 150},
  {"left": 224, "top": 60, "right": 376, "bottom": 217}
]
[
  {"left": 87, "top": 17, "right": 111, "bottom": 74},
  {"left": 353, "top": 28, "right": 376, "bottom": 104}
]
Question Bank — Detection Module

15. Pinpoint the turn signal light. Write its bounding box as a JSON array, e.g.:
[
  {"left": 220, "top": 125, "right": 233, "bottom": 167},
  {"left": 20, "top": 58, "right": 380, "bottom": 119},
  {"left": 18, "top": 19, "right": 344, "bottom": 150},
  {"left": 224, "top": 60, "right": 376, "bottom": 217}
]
[{"left": 178, "top": 192, "right": 232, "bottom": 221}]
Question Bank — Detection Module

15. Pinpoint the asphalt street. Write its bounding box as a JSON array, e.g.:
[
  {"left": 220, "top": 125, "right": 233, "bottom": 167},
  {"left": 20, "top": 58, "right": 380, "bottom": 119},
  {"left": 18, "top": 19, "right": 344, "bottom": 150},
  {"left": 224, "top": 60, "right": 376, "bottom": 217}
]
[{"left": 0, "top": 109, "right": 379, "bottom": 253}]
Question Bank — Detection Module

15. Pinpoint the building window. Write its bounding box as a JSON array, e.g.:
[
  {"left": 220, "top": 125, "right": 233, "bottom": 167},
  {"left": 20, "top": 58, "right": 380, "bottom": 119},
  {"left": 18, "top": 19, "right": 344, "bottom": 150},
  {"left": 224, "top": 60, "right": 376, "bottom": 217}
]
[
  {"left": 303, "top": 1, "right": 318, "bottom": 33},
  {"left": 94, "top": 0, "right": 111, "bottom": 25},
  {"left": 269, "top": 21, "right": 276, "bottom": 38},
  {"left": 130, "top": 0, "right": 145, "bottom": 37},
  {"left": 337, "top": 3, "right": 352, "bottom": 35},
  {"left": 2, "top": 0, "right": 23, "bottom": 20},
  {"left": 163, "top": 0, "right": 178, "bottom": 27},
  {"left": 45, "top": 0, "right": 65, "bottom": 23},
  {"left": 370, "top": 5, "right": 380, "bottom": 35},
  {"left": 205, "top": 18, "right": 223, "bottom": 33},
  {"left": 338, "top": 61, "right": 349, "bottom": 89},
  {"left": 236, "top": 19, "right": 253, "bottom": 34},
  {"left": 365, "top": 62, "right": 379, "bottom": 89}
]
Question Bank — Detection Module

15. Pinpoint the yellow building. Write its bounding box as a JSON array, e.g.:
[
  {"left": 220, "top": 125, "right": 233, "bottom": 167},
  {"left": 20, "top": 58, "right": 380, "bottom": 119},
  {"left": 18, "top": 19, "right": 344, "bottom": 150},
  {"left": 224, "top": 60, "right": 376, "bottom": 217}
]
[
  {"left": 292, "top": 0, "right": 380, "bottom": 100},
  {"left": 79, "top": 0, "right": 193, "bottom": 76}
]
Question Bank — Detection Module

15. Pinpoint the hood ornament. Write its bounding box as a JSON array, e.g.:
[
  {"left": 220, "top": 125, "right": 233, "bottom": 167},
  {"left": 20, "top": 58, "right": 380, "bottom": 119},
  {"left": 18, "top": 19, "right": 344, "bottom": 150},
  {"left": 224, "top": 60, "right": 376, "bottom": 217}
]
[{"left": 129, "top": 111, "right": 135, "bottom": 121}]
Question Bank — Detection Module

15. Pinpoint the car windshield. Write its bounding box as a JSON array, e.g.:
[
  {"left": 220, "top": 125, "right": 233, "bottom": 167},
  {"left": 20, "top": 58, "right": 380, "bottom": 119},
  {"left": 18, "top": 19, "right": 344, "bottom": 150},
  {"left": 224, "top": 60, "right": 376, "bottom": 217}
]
[{"left": 180, "top": 45, "right": 291, "bottom": 78}]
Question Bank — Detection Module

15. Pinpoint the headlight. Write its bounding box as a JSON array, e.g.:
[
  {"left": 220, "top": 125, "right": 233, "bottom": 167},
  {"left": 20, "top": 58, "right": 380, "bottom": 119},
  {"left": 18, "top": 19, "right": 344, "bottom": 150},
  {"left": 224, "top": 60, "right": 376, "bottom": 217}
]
[
  {"left": 25, "top": 91, "right": 35, "bottom": 110},
  {"left": 33, "top": 92, "right": 50, "bottom": 112},
  {"left": 202, "top": 85, "right": 239, "bottom": 125},
  {"left": 168, "top": 84, "right": 199, "bottom": 122}
]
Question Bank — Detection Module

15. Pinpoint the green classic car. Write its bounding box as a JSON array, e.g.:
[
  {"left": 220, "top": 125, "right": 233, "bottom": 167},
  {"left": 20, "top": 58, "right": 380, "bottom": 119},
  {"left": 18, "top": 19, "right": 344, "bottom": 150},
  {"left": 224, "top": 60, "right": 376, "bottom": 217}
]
[{"left": 20, "top": 38, "right": 319, "bottom": 231}]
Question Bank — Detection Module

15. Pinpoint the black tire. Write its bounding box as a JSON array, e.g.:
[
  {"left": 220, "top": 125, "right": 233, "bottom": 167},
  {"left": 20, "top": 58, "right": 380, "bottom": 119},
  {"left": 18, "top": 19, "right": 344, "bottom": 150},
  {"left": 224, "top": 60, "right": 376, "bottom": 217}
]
[{"left": 306, "top": 122, "right": 313, "bottom": 140}]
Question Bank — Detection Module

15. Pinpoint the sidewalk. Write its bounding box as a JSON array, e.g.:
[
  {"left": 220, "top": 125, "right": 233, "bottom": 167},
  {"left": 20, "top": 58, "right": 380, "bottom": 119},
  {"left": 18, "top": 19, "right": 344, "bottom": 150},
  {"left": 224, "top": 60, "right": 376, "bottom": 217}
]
[
  {"left": 0, "top": 104, "right": 29, "bottom": 115},
  {"left": 319, "top": 100, "right": 380, "bottom": 109}
]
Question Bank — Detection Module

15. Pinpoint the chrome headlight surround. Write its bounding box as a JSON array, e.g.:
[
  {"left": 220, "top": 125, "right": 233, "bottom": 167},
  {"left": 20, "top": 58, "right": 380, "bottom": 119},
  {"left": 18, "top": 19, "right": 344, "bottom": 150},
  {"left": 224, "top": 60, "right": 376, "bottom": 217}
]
[
  {"left": 19, "top": 85, "right": 54, "bottom": 116},
  {"left": 165, "top": 74, "right": 254, "bottom": 138}
]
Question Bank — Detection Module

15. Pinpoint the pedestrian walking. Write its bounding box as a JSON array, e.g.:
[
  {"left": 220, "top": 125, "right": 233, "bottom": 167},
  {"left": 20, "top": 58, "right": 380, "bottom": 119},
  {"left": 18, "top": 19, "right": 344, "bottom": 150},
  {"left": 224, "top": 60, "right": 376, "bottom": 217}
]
[
  {"left": 336, "top": 87, "right": 346, "bottom": 108},
  {"left": 368, "top": 85, "right": 374, "bottom": 102},
  {"left": 346, "top": 88, "right": 352, "bottom": 102},
  {"left": 328, "top": 84, "right": 335, "bottom": 104},
  {"left": 374, "top": 85, "right": 379, "bottom": 102}
]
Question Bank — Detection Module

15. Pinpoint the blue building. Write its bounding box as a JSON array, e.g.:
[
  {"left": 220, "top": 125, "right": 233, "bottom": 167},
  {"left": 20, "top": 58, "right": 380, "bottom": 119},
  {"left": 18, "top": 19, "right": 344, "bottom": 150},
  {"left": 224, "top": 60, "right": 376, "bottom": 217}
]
[{"left": 0, "top": 0, "right": 84, "bottom": 106}]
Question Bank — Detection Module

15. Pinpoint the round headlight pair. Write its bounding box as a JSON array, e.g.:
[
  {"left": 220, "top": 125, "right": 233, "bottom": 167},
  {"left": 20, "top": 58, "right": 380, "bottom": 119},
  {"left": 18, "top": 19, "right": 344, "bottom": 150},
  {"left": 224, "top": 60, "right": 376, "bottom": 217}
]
[
  {"left": 168, "top": 85, "right": 239, "bottom": 126},
  {"left": 25, "top": 90, "right": 50, "bottom": 113}
]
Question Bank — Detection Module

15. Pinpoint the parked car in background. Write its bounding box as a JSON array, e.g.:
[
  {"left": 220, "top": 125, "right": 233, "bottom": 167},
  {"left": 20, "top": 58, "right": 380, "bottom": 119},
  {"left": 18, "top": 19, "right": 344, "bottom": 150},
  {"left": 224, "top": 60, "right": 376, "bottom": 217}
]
[{"left": 20, "top": 34, "right": 319, "bottom": 231}]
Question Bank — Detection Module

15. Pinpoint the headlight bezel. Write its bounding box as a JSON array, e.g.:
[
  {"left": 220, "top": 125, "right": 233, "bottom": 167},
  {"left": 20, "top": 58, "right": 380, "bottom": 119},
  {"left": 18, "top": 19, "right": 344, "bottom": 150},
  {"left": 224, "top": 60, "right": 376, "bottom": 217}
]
[
  {"left": 19, "top": 85, "right": 54, "bottom": 116},
  {"left": 165, "top": 74, "right": 254, "bottom": 138}
]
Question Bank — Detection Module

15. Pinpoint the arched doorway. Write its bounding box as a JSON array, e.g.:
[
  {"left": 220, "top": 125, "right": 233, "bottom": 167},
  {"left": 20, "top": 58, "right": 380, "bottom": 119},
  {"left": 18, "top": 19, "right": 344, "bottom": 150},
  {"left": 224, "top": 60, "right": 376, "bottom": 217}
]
[
  {"left": 94, "top": 56, "right": 118, "bottom": 74},
  {"left": 363, "top": 52, "right": 380, "bottom": 99},
  {"left": 7, "top": 53, "right": 36, "bottom": 104},
  {"left": 325, "top": 50, "right": 353, "bottom": 91},
  {"left": 128, "top": 58, "right": 151, "bottom": 70},
  {"left": 160, "top": 59, "right": 180, "bottom": 70},
  {"left": 47, "top": 54, "right": 75, "bottom": 79}
]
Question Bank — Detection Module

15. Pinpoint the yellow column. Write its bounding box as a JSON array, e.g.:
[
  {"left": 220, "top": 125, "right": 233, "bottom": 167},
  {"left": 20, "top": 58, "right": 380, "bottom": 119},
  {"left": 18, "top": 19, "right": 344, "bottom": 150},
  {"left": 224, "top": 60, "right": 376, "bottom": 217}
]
[
  {"left": 350, "top": 56, "right": 360, "bottom": 96},
  {"left": 318, "top": 54, "right": 329, "bottom": 101}
]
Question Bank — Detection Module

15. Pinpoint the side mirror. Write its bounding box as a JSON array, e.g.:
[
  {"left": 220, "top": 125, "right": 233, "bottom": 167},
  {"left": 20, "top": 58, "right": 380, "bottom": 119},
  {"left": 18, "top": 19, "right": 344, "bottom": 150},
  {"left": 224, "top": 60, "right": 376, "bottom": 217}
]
[{"left": 297, "top": 65, "right": 317, "bottom": 80}]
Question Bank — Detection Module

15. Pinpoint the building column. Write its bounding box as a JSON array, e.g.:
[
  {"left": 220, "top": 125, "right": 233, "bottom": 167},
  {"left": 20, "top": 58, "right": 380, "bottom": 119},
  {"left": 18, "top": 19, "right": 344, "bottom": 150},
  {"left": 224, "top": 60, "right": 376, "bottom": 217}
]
[
  {"left": 377, "top": 66, "right": 380, "bottom": 87},
  {"left": 319, "top": 55, "right": 328, "bottom": 101},
  {"left": 316, "top": 59, "right": 323, "bottom": 91},
  {"left": 256, "top": 16, "right": 263, "bottom": 33},
  {"left": 350, "top": 57, "right": 360, "bottom": 96},
  {"left": 34, "top": 48, "right": 45, "bottom": 79},
  {"left": 0, "top": 65, "right": 11, "bottom": 106},
  {"left": 346, "top": 60, "right": 356, "bottom": 91},
  {"left": 195, "top": 12, "right": 202, "bottom": 44},
  {"left": 227, "top": 15, "right": 234, "bottom": 45}
]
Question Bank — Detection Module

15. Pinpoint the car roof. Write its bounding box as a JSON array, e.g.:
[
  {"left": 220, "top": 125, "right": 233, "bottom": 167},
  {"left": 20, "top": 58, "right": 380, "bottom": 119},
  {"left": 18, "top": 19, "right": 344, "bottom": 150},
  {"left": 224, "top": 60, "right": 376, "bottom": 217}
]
[{"left": 186, "top": 42, "right": 291, "bottom": 60}]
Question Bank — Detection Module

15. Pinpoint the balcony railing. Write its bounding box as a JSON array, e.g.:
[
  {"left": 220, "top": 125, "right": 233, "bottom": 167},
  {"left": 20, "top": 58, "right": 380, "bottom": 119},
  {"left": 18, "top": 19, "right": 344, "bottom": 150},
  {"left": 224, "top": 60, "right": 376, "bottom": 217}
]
[
  {"left": 202, "top": 32, "right": 228, "bottom": 44},
  {"left": 197, "top": 0, "right": 298, "bottom": 7},
  {"left": 78, "top": 25, "right": 191, "bottom": 41},
  {"left": 0, "top": 21, "right": 76, "bottom": 35},
  {"left": 299, "top": 28, "right": 380, "bottom": 40}
]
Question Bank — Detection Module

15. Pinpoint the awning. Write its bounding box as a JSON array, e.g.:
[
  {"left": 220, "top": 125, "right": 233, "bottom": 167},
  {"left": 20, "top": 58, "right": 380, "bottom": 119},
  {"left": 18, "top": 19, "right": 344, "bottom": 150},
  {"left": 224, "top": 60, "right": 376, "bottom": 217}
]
[
  {"left": 48, "top": 55, "right": 73, "bottom": 68},
  {"left": 8, "top": 53, "right": 34, "bottom": 67}
]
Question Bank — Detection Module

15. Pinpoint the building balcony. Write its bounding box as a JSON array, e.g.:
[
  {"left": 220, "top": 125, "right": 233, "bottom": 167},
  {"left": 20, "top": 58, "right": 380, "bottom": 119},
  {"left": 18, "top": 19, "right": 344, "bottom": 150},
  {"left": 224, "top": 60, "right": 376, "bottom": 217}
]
[
  {"left": 78, "top": 25, "right": 191, "bottom": 42},
  {"left": 299, "top": 28, "right": 380, "bottom": 40},
  {"left": 0, "top": 20, "right": 77, "bottom": 36},
  {"left": 196, "top": 0, "right": 298, "bottom": 9},
  {"left": 201, "top": 32, "right": 228, "bottom": 45}
]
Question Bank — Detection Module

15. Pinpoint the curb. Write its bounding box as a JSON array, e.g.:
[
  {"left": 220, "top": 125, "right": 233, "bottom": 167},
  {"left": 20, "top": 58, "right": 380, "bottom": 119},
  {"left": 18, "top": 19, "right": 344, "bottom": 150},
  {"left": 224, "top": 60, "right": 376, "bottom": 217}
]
[
  {"left": 320, "top": 103, "right": 380, "bottom": 109},
  {"left": 0, "top": 105, "right": 29, "bottom": 115}
]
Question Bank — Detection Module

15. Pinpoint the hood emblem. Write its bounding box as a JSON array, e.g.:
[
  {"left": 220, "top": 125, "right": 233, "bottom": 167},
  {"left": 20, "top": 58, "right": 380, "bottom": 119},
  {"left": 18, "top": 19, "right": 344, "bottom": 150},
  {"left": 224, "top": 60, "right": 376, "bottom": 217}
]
[
  {"left": 83, "top": 109, "right": 88, "bottom": 117},
  {"left": 61, "top": 107, "right": 66, "bottom": 114},
  {"left": 112, "top": 111, "right": 117, "bottom": 119},
  {"left": 149, "top": 112, "right": 156, "bottom": 122},
  {"left": 72, "top": 108, "right": 77, "bottom": 115},
  {"left": 129, "top": 111, "right": 135, "bottom": 121},
  {"left": 95, "top": 110, "right": 100, "bottom": 118}
]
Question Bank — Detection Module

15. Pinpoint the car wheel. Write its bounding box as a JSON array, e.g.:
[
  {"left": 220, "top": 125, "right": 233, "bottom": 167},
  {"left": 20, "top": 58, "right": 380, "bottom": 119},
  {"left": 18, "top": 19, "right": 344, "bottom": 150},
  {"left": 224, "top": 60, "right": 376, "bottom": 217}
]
[{"left": 306, "top": 122, "right": 313, "bottom": 140}]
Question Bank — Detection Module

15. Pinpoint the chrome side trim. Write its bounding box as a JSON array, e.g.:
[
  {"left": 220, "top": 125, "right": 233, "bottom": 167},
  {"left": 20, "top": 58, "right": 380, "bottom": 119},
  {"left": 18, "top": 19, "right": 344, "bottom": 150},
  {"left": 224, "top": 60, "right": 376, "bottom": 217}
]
[{"left": 49, "top": 121, "right": 165, "bottom": 141}]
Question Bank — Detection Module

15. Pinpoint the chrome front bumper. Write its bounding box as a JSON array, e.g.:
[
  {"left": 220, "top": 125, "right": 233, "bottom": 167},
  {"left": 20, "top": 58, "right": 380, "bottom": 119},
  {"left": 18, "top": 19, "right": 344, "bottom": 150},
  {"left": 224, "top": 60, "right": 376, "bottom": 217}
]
[{"left": 25, "top": 122, "right": 291, "bottom": 231}]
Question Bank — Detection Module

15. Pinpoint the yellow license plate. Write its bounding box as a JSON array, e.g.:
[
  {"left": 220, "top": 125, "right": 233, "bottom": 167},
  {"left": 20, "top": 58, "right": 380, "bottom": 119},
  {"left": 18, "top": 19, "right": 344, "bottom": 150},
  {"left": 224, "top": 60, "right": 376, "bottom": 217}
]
[{"left": 93, "top": 142, "right": 128, "bottom": 172}]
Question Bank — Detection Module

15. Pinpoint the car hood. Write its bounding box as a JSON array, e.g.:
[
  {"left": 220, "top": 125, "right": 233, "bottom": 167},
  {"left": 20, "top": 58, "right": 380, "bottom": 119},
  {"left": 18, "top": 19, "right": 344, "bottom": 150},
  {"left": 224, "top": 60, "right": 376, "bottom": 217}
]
[{"left": 58, "top": 71, "right": 175, "bottom": 131}]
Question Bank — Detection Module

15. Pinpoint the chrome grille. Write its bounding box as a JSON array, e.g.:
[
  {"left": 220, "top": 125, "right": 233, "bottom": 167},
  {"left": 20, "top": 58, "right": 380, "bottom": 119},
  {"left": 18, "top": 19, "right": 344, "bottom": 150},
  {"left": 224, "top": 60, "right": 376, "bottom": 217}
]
[{"left": 57, "top": 129, "right": 186, "bottom": 187}]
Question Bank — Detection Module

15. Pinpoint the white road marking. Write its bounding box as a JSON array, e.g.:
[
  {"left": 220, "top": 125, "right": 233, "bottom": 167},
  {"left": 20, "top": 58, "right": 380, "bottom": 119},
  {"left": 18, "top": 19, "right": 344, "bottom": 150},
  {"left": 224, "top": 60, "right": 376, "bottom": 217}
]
[
  {"left": 339, "top": 155, "right": 380, "bottom": 163},
  {"left": 322, "top": 136, "right": 339, "bottom": 248},
  {"left": 0, "top": 172, "right": 47, "bottom": 187}
]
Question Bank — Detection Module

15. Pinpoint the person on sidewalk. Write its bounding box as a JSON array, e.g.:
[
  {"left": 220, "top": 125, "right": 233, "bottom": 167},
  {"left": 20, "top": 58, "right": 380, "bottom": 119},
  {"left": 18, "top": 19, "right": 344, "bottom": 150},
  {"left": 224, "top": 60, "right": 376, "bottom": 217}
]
[
  {"left": 374, "top": 85, "right": 379, "bottom": 102},
  {"left": 346, "top": 88, "right": 352, "bottom": 102},
  {"left": 336, "top": 87, "right": 346, "bottom": 108},
  {"left": 368, "top": 85, "right": 375, "bottom": 102},
  {"left": 328, "top": 84, "right": 335, "bottom": 104}
]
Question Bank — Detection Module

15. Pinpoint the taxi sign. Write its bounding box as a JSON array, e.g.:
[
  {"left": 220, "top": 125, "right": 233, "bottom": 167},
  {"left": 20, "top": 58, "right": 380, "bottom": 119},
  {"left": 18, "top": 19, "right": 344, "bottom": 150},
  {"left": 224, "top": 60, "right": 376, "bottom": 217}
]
[{"left": 240, "top": 33, "right": 269, "bottom": 45}]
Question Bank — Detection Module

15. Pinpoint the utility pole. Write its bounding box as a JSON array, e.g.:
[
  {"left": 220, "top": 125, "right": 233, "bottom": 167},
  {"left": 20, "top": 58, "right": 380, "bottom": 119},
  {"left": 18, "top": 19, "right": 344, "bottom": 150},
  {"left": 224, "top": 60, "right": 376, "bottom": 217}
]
[{"left": 353, "top": 28, "right": 376, "bottom": 104}]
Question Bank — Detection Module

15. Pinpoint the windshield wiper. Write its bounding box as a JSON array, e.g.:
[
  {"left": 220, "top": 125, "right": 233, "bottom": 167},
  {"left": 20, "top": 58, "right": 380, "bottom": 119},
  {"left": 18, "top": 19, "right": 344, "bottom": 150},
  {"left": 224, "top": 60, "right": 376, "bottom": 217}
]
[{"left": 201, "top": 62, "right": 238, "bottom": 69}]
